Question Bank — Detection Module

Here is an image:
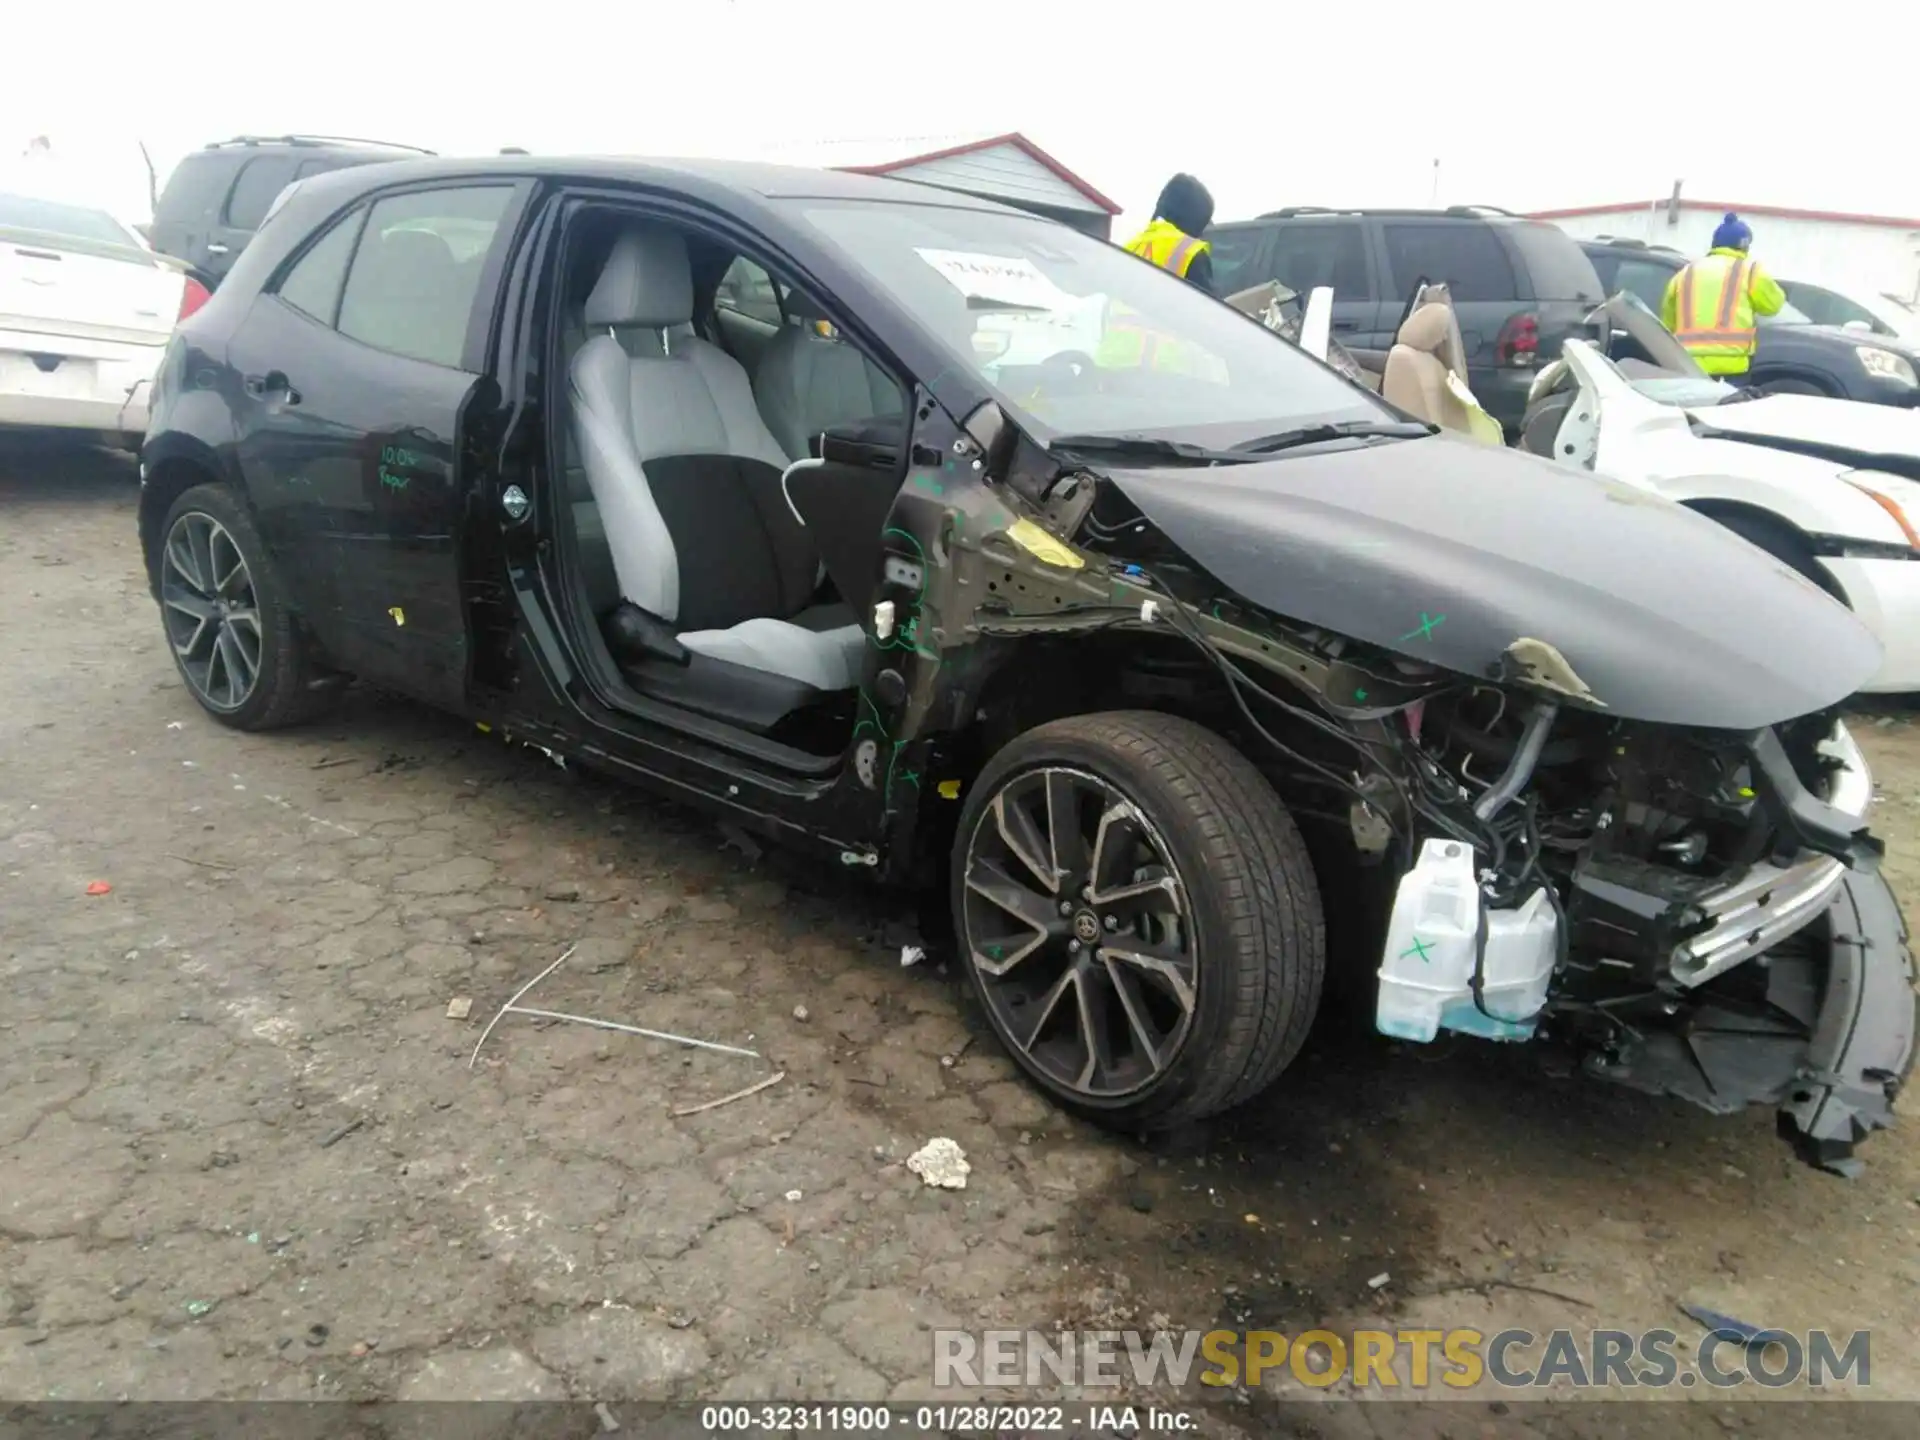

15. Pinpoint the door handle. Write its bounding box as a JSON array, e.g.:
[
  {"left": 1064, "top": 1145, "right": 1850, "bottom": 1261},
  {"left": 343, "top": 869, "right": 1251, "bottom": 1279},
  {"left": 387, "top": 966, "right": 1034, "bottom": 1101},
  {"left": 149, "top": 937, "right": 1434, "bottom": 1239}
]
[
  {"left": 244, "top": 371, "right": 300, "bottom": 404},
  {"left": 206, "top": 242, "right": 230, "bottom": 256},
  {"left": 1332, "top": 319, "right": 1361, "bottom": 332}
]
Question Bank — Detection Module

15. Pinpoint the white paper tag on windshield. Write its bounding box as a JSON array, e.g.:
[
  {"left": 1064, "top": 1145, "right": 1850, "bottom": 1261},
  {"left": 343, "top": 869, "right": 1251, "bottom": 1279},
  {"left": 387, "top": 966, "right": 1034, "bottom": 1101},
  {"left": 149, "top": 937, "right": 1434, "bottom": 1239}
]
[{"left": 915, "top": 248, "right": 1071, "bottom": 310}]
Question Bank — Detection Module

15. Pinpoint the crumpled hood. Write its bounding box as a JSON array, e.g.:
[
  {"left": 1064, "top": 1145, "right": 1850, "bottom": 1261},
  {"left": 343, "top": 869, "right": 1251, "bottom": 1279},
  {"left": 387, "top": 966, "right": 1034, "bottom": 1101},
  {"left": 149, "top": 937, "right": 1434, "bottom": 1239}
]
[{"left": 1108, "top": 434, "right": 1882, "bottom": 730}]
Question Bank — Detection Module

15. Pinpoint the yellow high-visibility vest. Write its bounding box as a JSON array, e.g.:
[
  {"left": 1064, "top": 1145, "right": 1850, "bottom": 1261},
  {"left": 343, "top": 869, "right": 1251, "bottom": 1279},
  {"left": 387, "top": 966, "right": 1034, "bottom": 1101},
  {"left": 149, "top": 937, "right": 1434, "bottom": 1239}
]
[
  {"left": 1124, "top": 218, "right": 1212, "bottom": 279},
  {"left": 1671, "top": 254, "right": 1760, "bottom": 368}
]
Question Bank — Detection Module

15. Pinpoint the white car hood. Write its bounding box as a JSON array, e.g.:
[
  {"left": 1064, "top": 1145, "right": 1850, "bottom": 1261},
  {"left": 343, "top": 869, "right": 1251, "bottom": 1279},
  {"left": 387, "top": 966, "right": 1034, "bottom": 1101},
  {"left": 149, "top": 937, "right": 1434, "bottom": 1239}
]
[{"left": 1689, "top": 393, "right": 1920, "bottom": 464}]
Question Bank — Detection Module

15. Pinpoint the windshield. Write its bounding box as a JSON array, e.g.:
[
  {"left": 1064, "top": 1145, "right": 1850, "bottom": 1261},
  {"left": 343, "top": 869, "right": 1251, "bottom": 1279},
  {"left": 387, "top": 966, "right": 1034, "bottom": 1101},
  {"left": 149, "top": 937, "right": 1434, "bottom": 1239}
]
[
  {"left": 799, "top": 201, "right": 1389, "bottom": 446},
  {"left": 1759, "top": 296, "right": 1814, "bottom": 326},
  {"left": 0, "top": 192, "right": 139, "bottom": 249}
]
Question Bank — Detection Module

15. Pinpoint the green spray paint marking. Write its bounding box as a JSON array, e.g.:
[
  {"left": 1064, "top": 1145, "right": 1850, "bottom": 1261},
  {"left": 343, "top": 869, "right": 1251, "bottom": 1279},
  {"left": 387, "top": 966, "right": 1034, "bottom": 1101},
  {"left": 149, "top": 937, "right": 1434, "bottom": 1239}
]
[
  {"left": 1353, "top": 689, "right": 1368, "bottom": 702},
  {"left": 378, "top": 445, "right": 418, "bottom": 492},
  {"left": 872, "top": 526, "right": 939, "bottom": 661},
  {"left": 852, "top": 689, "right": 888, "bottom": 742},
  {"left": 1400, "top": 937, "right": 1435, "bottom": 964},
  {"left": 1399, "top": 613, "right": 1446, "bottom": 642}
]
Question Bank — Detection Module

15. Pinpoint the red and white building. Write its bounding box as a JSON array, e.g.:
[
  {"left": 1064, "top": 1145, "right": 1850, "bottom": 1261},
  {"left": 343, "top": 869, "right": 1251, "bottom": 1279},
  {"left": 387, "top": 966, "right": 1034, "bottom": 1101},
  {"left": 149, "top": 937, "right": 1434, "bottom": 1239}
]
[{"left": 836, "top": 132, "right": 1121, "bottom": 241}]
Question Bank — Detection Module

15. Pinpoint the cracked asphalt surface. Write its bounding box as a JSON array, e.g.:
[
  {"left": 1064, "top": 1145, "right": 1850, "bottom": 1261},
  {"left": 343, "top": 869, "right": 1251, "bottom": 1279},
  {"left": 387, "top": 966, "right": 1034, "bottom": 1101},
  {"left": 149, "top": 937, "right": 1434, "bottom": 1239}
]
[{"left": 4, "top": 436, "right": 1920, "bottom": 1435}]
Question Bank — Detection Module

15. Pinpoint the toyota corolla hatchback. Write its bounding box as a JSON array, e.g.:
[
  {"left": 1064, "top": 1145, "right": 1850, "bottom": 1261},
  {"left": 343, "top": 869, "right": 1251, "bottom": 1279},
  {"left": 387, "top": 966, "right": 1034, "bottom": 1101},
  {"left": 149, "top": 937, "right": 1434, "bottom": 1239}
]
[{"left": 140, "top": 156, "right": 1915, "bottom": 1168}]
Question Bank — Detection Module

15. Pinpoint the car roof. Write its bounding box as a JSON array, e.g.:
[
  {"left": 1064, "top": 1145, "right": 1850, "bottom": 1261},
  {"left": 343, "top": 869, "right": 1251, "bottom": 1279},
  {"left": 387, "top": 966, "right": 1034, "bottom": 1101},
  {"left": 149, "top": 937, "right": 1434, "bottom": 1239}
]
[
  {"left": 1580, "top": 236, "right": 1685, "bottom": 261},
  {"left": 278, "top": 153, "right": 1018, "bottom": 214},
  {"left": 195, "top": 134, "right": 435, "bottom": 156},
  {"left": 1216, "top": 205, "right": 1535, "bottom": 227}
]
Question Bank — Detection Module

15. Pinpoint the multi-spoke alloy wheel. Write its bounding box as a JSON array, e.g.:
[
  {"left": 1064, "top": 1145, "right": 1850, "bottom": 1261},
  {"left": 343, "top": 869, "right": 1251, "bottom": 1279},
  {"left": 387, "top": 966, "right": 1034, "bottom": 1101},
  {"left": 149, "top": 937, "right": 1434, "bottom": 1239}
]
[
  {"left": 952, "top": 712, "right": 1326, "bottom": 1129},
  {"left": 162, "top": 511, "right": 263, "bottom": 712},
  {"left": 963, "top": 766, "right": 1197, "bottom": 1099},
  {"left": 154, "top": 483, "right": 329, "bottom": 731}
]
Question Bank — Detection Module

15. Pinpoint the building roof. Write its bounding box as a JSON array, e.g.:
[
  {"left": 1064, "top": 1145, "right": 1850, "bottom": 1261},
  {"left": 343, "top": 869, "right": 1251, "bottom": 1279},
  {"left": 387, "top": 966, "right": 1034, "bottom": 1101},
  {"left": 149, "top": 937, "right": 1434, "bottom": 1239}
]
[
  {"left": 838, "top": 133, "right": 1121, "bottom": 217},
  {"left": 1530, "top": 198, "right": 1920, "bottom": 232}
]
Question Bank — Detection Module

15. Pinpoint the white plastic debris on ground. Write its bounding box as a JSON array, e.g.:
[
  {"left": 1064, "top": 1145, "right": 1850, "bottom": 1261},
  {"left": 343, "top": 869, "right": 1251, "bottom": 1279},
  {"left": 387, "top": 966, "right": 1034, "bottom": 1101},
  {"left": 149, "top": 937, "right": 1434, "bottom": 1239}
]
[
  {"left": 900, "top": 945, "right": 926, "bottom": 968},
  {"left": 906, "top": 1137, "right": 970, "bottom": 1189}
]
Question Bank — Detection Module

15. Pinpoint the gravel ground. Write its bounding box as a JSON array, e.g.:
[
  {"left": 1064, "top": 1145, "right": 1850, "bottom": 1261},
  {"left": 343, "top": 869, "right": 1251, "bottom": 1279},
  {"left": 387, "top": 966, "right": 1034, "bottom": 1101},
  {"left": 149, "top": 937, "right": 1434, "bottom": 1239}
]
[{"left": 3, "top": 437, "right": 1918, "bottom": 1435}]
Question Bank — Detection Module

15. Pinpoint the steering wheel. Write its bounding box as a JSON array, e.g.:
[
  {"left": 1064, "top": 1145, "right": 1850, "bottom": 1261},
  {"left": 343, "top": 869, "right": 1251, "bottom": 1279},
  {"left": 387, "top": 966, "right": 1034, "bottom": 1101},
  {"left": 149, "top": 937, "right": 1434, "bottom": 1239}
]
[{"left": 1041, "top": 350, "right": 1098, "bottom": 382}]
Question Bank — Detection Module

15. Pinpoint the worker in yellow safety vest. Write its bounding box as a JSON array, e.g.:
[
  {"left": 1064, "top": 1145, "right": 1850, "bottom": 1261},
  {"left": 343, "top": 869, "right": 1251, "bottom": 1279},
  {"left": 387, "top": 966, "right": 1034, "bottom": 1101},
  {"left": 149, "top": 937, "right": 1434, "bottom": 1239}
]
[
  {"left": 1123, "top": 174, "right": 1217, "bottom": 293},
  {"left": 1660, "top": 212, "right": 1785, "bottom": 380},
  {"left": 1097, "top": 174, "right": 1223, "bottom": 375}
]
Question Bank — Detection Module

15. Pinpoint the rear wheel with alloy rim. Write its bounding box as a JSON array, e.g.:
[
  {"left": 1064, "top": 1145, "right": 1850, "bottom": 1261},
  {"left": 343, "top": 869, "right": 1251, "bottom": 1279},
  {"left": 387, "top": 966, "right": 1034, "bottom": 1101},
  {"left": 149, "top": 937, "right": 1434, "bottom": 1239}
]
[
  {"left": 158, "top": 482, "right": 331, "bottom": 730},
  {"left": 952, "top": 711, "right": 1326, "bottom": 1128}
]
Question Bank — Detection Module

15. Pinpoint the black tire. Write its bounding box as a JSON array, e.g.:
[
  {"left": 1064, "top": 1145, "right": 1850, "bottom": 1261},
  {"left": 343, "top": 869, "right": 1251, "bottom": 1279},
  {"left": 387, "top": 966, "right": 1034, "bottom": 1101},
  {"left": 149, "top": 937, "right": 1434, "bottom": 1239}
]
[
  {"left": 951, "top": 710, "right": 1325, "bottom": 1130},
  {"left": 1753, "top": 375, "right": 1835, "bottom": 398},
  {"left": 157, "top": 482, "right": 331, "bottom": 730}
]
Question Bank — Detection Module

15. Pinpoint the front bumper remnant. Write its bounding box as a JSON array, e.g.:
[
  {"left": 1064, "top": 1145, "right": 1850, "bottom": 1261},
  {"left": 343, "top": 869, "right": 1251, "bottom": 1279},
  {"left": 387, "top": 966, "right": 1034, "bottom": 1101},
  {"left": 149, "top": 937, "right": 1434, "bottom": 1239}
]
[
  {"left": 1778, "top": 870, "right": 1916, "bottom": 1169},
  {"left": 1593, "top": 871, "right": 1915, "bottom": 1172}
]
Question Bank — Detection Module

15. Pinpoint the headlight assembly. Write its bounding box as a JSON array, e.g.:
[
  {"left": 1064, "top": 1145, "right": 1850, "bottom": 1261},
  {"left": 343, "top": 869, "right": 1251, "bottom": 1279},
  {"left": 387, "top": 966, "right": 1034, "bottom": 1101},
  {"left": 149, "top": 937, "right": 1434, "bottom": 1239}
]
[
  {"left": 1855, "top": 346, "right": 1918, "bottom": 386},
  {"left": 1842, "top": 470, "right": 1920, "bottom": 548}
]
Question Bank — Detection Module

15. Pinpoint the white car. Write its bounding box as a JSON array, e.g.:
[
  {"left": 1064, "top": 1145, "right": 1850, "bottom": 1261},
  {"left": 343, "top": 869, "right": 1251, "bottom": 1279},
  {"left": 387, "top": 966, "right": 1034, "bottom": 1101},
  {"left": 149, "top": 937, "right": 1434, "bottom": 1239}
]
[
  {"left": 1520, "top": 295, "right": 1920, "bottom": 693},
  {"left": 1, "top": 188, "right": 206, "bottom": 446}
]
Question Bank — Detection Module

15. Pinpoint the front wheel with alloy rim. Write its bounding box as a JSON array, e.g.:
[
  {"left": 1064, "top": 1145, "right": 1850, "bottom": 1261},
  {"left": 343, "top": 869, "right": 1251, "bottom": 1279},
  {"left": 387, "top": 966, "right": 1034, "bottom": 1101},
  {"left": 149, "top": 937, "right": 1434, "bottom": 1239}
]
[
  {"left": 952, "top": 711, "right": 1326, "bottom": 1129},
  {"left": 158, "top": 482, "right": 330, "bottom": 730}
]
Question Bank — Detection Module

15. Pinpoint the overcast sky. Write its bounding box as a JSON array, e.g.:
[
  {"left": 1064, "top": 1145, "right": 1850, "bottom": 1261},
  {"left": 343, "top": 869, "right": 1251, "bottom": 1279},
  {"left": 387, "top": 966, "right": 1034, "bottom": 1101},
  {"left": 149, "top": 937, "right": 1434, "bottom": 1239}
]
[{"left": 8, "top": 0, "right": 1917, "bottom": 238}]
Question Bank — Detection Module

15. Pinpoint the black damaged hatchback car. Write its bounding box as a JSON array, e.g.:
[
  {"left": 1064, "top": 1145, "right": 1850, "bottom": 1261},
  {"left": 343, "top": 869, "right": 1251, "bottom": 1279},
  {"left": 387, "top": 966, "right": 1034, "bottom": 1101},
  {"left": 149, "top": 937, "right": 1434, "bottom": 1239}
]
[{"left": 140, "top": 156, "right": 1915, "bottom": 1167}]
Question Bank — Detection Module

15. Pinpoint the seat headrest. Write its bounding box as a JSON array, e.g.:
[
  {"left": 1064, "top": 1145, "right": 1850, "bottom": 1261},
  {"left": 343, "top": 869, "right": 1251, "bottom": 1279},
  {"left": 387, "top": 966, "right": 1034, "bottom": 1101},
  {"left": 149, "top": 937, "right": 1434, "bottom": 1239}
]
[
  {"left": 782, "top": 287, "right": 823, "bottom": 323},
  {"left": 379, "top": 227, "right": 456, "bottom": 267},
  {"left": 1397, "top": 304, "right": 1468, "bottom": 374},
  {"left": 362, "top": 227, "right": 458, "bottom": 288},
  {"left": 586, "top": 227, "right": 693, "bottom": 329}
]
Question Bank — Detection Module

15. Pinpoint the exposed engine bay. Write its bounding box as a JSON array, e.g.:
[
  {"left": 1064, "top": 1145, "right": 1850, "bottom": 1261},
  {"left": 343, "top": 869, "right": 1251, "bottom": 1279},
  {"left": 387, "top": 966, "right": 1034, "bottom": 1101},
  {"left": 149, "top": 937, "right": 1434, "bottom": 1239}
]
[{"left": 956, "top": 432, "right": 1914, "bottom": 1172}]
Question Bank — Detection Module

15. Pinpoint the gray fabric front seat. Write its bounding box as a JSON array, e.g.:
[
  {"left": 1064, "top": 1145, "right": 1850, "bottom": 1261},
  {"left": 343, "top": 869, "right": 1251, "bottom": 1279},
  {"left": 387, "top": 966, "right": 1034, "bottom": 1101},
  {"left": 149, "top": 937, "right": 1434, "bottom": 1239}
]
[
  {"left": 568, "top": 226, "right": 864, "bottom": 693},
  {"left": 752, "top": 294, "right": 905, "bottom": 461}
]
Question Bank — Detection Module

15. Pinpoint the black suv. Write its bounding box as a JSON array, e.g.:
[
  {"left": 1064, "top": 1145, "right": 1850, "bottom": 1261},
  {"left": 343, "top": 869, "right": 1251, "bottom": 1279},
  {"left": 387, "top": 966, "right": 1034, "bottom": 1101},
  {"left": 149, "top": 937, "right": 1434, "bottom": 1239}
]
[
  {"left": 148, "top": 135, "right": 433, "bottom": 288},
  {"left": 1580, "top": 236, "right": 1920, "bottom": 406},
  {"left": 135, "top": 156, "right": 1911, "bottom": 1164},
  {"left": 1205, "top": 206, "right": 1605, "bottom": 433}
]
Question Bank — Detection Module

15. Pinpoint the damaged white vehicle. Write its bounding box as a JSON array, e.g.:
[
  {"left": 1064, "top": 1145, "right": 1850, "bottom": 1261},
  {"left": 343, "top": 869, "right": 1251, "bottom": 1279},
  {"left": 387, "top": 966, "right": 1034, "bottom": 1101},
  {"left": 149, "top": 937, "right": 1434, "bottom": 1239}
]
[{"left": 1519, "top": 295, "right": 1920, "bottom": 694}]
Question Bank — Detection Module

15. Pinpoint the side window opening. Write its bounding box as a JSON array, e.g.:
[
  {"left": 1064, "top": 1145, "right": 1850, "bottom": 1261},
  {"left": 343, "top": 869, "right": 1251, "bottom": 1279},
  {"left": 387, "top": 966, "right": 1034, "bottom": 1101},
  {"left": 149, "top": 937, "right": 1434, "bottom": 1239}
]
[
  {"left": 715, "top": 256, "right": 787, "bottom": 326},
  {"left": 156, "top": 154, "right": 230, "bottom": 223},
  {"left": 1382, "top": 222, "right": 1517, "bottom": 303},
  {"left": 1611, "top": 259, "right": 1677, "bottom": 315},
  {"left": 335, "top": 186, "right": 514, "bottom": 368},
  {"left": 275, "top": 207, "right": 365, "bottom": 326},
  {"left": 224, "top": 156, "right": 300, "bottom": 231},
  {"left": 1267, "top": 222, "right": 1372, "bottom": 299},
  {"left": 1205, "top": 227, "right": 1273, "bottom": 298}
]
